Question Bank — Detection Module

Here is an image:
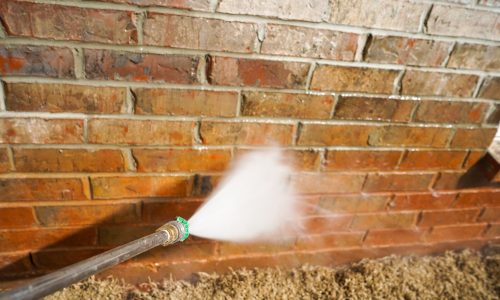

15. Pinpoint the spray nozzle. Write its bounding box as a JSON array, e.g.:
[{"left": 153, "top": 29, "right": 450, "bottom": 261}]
[{"left": 156, "top": 216, "right": 189, "bottom": 246}]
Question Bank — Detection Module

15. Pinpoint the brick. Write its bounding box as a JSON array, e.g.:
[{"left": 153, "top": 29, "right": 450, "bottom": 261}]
[
  {"left": 329, "top": 0, "right": 428, "bottom": 32},
  {"left": 0, "top": 45, "right": 74, "bottom": 77},
  {"left": 479, "top": 207, "right": 500, "bottom": 222},
  {"left": 350, "top": 212, "right": 417, "bottom": 230},
  {"left": 450, "top": 128, "right": 496, "bottom": 148},
  {"left": 302, "top": 216, "right": 354, "bottom": 234},
  {"left": 32, "top": 248, "right": 106, "bottom": 270},
  {"left": 88, "top": 119, "right": 193, "bottom": 145},
  {"left": 0, "top": 178, "right": 89, "bottom": 201},
  {"left": 35, "top": 204, "right": 138, "bottom": 226},
  {"left": 310, "top": 65, "right": 398, "bottom": 93},
  {"left": 142, "top": 199, "right": 202, "bottom": 223},
  {"left": 368, "top": 126, "right": 452, "bottom": 148},
  {"left": 133, "top": 148, "right": 231, "bottom": 172},
  {"left": 484, "top": 223, "right": 500, "bottom": 238},
  {"left": 291, "top": 173, "right": 365, "bottom": 194},
  {"left": 91, "top": 176, "right": 193, "bottom": 199},
  {"left": 323, "top": 150, "right": 401, "bottom": 171},
  {"left": 14, "top": 149, "right": 125, "bottom": 172},
  {"left": 96, "top": 0, "right": 210, "bottom": 10},
  {"left": 363, "top": 173, "right": 434, "bottom": 192},
  {"left": 98, "top": 225, "right": 156, "bottom": 246},
  {"left": 235, "top": 148, "right": 321, "bottom": 172},
  {"left": 0, "top": 207, "right": 36, "bottom": 229},
  {"left": 419, "top": 208, "right": 480, "bottom": 227},
  {"left": 192, "top": 174, "right": 221, "bottom": 196},
  {"left": 0, "top": 1, "right": 136, "bottom": 44},
  {"left": 241, "top": 91, "right": 334, "bottom": 119},
  {"left": 486, "top": 104, "right": 500, "bottom": 124},
  {"left": 84, "top": 49, "right": 198, "bottom": 83},
  {"left": 0, "top": 252, "right": 33, "bottom": 275},
  {"left": 0, "top": 118, "right": 83, "bottom": 144},
  {"left": 199, "top": 121, "right": 294, "bottom": 145},
  {"left": 136, "top": 242, "right": 217, "bottom": 264},
  {"left": 217, "top": 0, "right": 330, "bottom": 22},
  {"left": 398, "top": 150, "right": 467, "bottom": 170},
  {"left": 317, "top": 195, "right": 390, "bottom": 213},
  {"left": 365, "top": 36, "right": 451, "bottom": 67},
  {"left": 144, "top": 14, "right": 256, "bottom": 53},
  {"left": 133, "top": 88, "right": 238, "bottom": 117},
  {"left": 333, "top": 96, "right": 414, "bottom": 122},
  {"left": 0, "top": 228, "right": 96, "bottom": 252},
  {"left": 295, "top": 232, "right": 363, "bottom": 250},
  {"left": 426, "top": 5, "right": 499, "bottom": 40},
  {"left": 4, "top": 83, "right": 126, "bottom": 114},
  {"left": 401, "top": 71, "right": 478, "bottom": 97},
  {"left": 415, "top": 100, "right": 487, "bottom": 124},
  {"left": 262, "top": 24, "right": 357, "bottom": 60},
  {"left": 464, "top": 150, "right": 486, "bottom": 168},
  {"left": 0, "top": 148, "right": 10, "bottom": 172},
  {"left": 388, "top": 193, "right": 455, "bottom": 211},
  {"left": 207, "top": 56, "right": 310, "bottom": 89},
  {"left": 297, "top": 124, "right": 373, "bottom": 146},
  {"left": 447, "top": 44, "right": 500, "bottom": 71},
  {"left": 433, "top": 171, "right": 464, "bottom": 190},
  {"left": 426, "top": 224, "right": 486, "bottom": 243},
  {"left": 454, "top": 191, "right": 500, "bottom": 208},
  {"left": 218, "top": 240, "right": 295, "bottom": 257},
  {"left": 478, "top": 77, "right": 500, "bottom": 100},
  {"left": 364, "top": 229, "right": 426, "bottom": 246}
]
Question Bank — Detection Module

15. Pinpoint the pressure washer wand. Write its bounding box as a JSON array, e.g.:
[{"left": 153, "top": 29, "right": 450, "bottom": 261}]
[{"left": 0, "top": 217, "right": 189, "bottom": 300}]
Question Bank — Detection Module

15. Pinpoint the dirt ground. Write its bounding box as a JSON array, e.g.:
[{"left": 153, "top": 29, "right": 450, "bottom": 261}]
[{"left": 43, "top": 249, "right": 499, "bottom": 300}]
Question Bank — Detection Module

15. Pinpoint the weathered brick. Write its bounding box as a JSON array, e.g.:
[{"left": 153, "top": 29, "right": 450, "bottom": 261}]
[
  {"left": 464, "top": 150, "right": 486, "bottom": 168},
  {"left": 0, "top": 252, "right": 33, "bottom": 275},
  {"left": 363, "top": 173, "right": 434, "bottom": 192},
  {"left": 401, "top": 71, "right": 479, "bottom": 97},
  {"left": 291, "top": 173, "right": 366, "bottom": 194},
  {"left": 310, "top": 65, "right": 398, "bottom": 93},
  {"left": 388, "top": 193, "right": 455, "bottom": 211},
  {"left": 133, "top": 148, "right": 231, "bottom": 172},
  {"left": 432, "top": 171, "right": 464, "bottom": 190},
  {"left": 241, "top": 91, "right": 334, "bottom": 119},
  {"left": 0, "top": 148, "right": 10, "bottom": 172},
  {"left": 199, "top": 121, "right": 294, "bottom": 145},
  {"left": 0, "top": 207, "right": 36, "bottom": 229},
  {"left": 135, "top": 242, "right": 217, "bottom": 264},
  {"left": 282, "top": 150, "right": 321, "bottom": 171},
  {"left": 364, "top": 229, "right": 425, "bottom": 246},
  {"left": 297, "top": 124, "right": 373, "bottom": 146},
  {"left": 32, "top": 248, "right": 106, "bottom": 270},
  {"left": 13, "top": 149, "right": 125, "bottom": 172},
  {"left": 368, "top": 126, "right": 452, "bottom": 148},
  {"left": 88, "top": 119, "right": 193, "bottom": 145},
  {"left": 133, "top": 88, "right": 237, "bottom": 117},
  {"left": 398, "top": 150, "right": 467, "bottom": 170},
  {"left": 484, "top": 223, "right": 500, "bottom": 238},
  {"left": 426, "top": 5, "right": 499, "bottom": 40},
  {"left": 426, "top": 224, "right": 486, "bottom": 243},
  {"left": 478, "top": 77, "right": 500, "bottom": 100},
  {"left": 454, "top": 191, "right": 500, "bottom": 208},
  {"left": 95, "top": 0, "right": 210, "bottom": 10},
  {"left": 365, "top": 36, "right": 451, "bottom": 67},
  {"left": 0, "top": 45, "right": 74, "bottom": 77},
  {"left": 317, "top": 195, "right": 390, "bottom": 213},
  {"left": 419, "top": 208, "right": 480, "bottom": 227},
  {"left": 142, "top": 199, "right": 202, "bottom": 223},
  {"left": 447, "top": 44, "right": 500, "bottom": 71},
  {"left": 350, "top": 212, "right": 418, "bottom": 230},
  {"left": 450, "top": 128, "right": 496, "bottom": 148},
  {"left": 303, "top": 216, "right": 354, "bottom": 234},
  {"left": 0, "top": 1, "right": 136, "bottom": 44},
  {"left": 98, "top": 225, "right": 156, "bottom": 246},
  {"left": 217, "top": 0, "right": 330, "bottom": 22},
  {"left": 84, "top": 49, "right": 199, "bottom": 83},
  {"left": 323, "top": 150, "right": 401, "bottom": 171},
  {"left": 333, "top": 96, "right": 414, "bottom": 122},
  {"left": 486, "top": 104, "right": 500, "bottom": 124},
  {"left": 91, "top": 176, "right": 193, "bottom": 199},
  {"left": 0, "top": 118, "right": 84, "bottom": 144},
  {"left": 218, "top": 240, "right": 296, "bottom": 257},
  {"left": 0, "top": 177, "right": 89, "bottom": 201},
  {"left": 478, "top": 207, "right": 500, "bottom": 222},
  {"left": 207, "top": 56, "right": 310, "bottom": 89},
  {"left": 329, "top": 0, "right": 428, "bottom": 32},
  {"left": 295, "top": 232, "right": 363, "bottom": 250},
  {"left": 262, "top": 24, "right": 358, "bottom": 60},
  {"left": 4, "top": 83, "right": 126, "bottom": 114},
  {"left": 192, "top": 175, "right": 221, "bottom": 196},
  {"left": 414, "top": 100, "right": 487, "bottom": 124}
]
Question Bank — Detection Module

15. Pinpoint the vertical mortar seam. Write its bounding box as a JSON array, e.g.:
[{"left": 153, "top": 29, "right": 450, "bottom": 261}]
[
  {"left": 393, "top": 69, "right": 406, "bottom": 95},
  {"left": 293, "top": 122, "right": 303, "bottom": 146},
  {"left": 441, "top": 41, "right": 456, "bottom": 67},
  {"left": 354, "top": 33, "right": 369, "bottom": 62},
  {"left": 6, "top": 146, "right": 15, "bottom": 171},
  {"left": 193, "top": 119, "right": 203, "bottom": 144},
  {"left": 71, "top": 47, "right": 85, "bottom": 79},
  {"left": 329, "top": 94, "right": 339, "bottom": 119},
  {"left": 135, "top": 11, "right": 146, "bottom": 45},
  {"left": 0, "top": 81, "right": 6, "bottom": 111},
  {"left": 197, "top": 55, "right": 208, "bottom": 85},
  {"left": 472, "top": 75, "right": 486, "bottom": 98},
  {"left": 482, "top": 101, "right": 496, "bottom": 126},
  {"left": 235, "top": 90, "right": 242, "bottom": 117},
  {"left": 83, "top": 117, "right": 89, "bottom": 144},
  {"left": 445, "top": 127, "right": 457, "bottom": 148},
  {"left": 209, "top": 0, "right": 220, "bottom": 12},
  {"left": 256, "top": 23, "right": 266, "bottom": 54},
  {"left": 305, "top": 62, "right": 317, "bottom": 91},
  {"left": 408, "top": 99, "right": 421, "bottom": 122},
  {"left": 123, "top": 148, "right": 138, "bottom": 171},
  {"left": 418, "top": 4, "right": 433, "bottom": 33},
  {"left": 126, "top": 87, "right": 136, "bottom": 114}
]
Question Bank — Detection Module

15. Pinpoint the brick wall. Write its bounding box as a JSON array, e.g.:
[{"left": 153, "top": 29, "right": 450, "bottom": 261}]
[{"left": 0, "top": 0, "right": 499, "bottom": 284}]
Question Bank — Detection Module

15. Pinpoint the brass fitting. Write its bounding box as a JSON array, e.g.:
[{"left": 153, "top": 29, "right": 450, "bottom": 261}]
[{"left": 156, "top": 217, "right": 189, "bottom": 246}]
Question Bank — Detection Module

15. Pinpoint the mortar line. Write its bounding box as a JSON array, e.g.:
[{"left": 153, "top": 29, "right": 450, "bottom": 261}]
[
  {"left": 134, "top": 11, "right": 146, "bottom": 45},
  {"left": 395, "top": 150, "right": 408, "bottom": 170},
  {"left": 86, "top": 176, "right": 94, "bottom": 200},
  {"left": 235, "top": 90, "right": 243, "bottom": 117},
  {"left": 293, "top": 122, "right": 303, "bottom": 146},
  {"left": 83, "top": 117, "right": 89, "bottom": 144},
  {"left": 256, "top": 22, "right": 266, "bottom": 54},
  {"left": 6, "top": 146, "right": 15, "bottom": 172},
  {"left": 125, "top": 87, "right": 136, "bottom": 114},
  {"left": 0, "top": 19, "right": 6, "bottom": 39},
  {"left": 208, "top": 0, "right": 219, "bottom": 12},
  {"left": 305, "top": 62, "right": 317, "bottom": 90},
  {"left": 472, "top": 75, "right": 486, "bottom": 98},
  {"left": 196, "top": 54, "right": 209, "bottom": 85},
  {"left": 193, "top": 119, "right": 203, "bottom": 145},
  {"left": 441, "top": 41, "right": 456, "bottom": 68},
  {"left": 418, "top": 3, "right": 433, "bottom": 33},
  {"left": 482, "top": 102, "right": 497, "bottom": 126},
  {"left": 459, "top": 150, "right": 471, "bottom": 169},
  {"left": 408, "top": 99, "right": 421, "bottom": 122},
  {"left": 71, "top": 47, "right": 85, "bottom": 79},
  {"left": 354, "top": 33, "right": 369, "bottom": 62},
  {"left": 318, "top": 148, "right": 327, "bottom": 172},
  {"left": 393, "top": 69, "right": 406, "bottom": 95},
  {"left": 122, "top": 148, "right": 138, "bottom": 171},
  {"left": 0, "top": 81, "right": 5, "bottom": 111},
  {"left": 329, "top": 94, "right": 339, "bottom": 119}
]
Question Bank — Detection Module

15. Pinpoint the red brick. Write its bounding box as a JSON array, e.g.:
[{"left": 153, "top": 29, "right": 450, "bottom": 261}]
[
  {"left": 447, "top": 44, "right": 500, "bottom": 71},
  {"left": 0, "top": 118, "right": 83, "bottom": 144},
  {"left": 133, "top": 148, "right": 231, "bottom": 172},
  {"left": 241, "top": 91, "right": 334, "bottom": 119},
  {"left": 317, "top": 195, "right": 390, "bottom": 213},
  {"left": 199, "top": 121, "right": 294, "bottom": 145},
  {"left": 0, "top": 252, "right": 33, "bottom": 275},
  {"left": 479, "top": 207, "right": 500, "bottom": 222},
  {"left": 4, "top": 83, "right": 126, "bottom": 114},
  {"left": 414, "top": 101, "right": 487, "bottom": 124},
  {"left": 310, "top": 65, "right": 398, "bottom": 93},
  {"left": 192, "top": 174, "right": 221, "bottom": 196},
  {"left": 295, "top": 232, "right": 364, "bottom": 250},
  {"left": 98, "top": 225, "right": 157, "bottom": 246},
  {"left": 486, "top": 104, "right": 500, "bottom": 124},
  {"left": 0, "top": 45, "right": 74, "bottom": 77},
  {"left": 133, "top": 88, "right": 237, "bottom": 117},
  {"left": 368, "top": 126, "right": 452, "bottom": 148},
  {"left": 142, "top": 199, "right": 202, "bottom": 224},
  {"left": 88, "top": 119, "right": 193, "bottom": 145},
  {"left": 478, "top": 77, "right": 500, "bottom": 100},
  {"left": 14, "top": 148, "right": 125, "bottom": 172},
  {"left": 363, "top": 173, "right": 434, "bottom": 192},
  {"left": 0, "top": 148, "right": 10, "bottom": 172},
  {"left": 463, "top": 150, "right": 486, "bottom": 168},
  {"left": 84, "top": 49, "right": 199, "bottom": 83},
  {"left": 0, "top": 1, "right": 136, "bottom": 44},
  {"left": 135, "top": 242, "right": 217, "bottom": 264},
  {"left": 144, "top": 14, "right": 256, "bottom": 53},
  {"left": 419, "top": 208, "right": 480, "bottom": 227},
  {"left": 454, "top": 191, "right": 500, "bottom": 208},
  {"left": 323, "top": 150, "right": 401, "bottom": 171},
  {"left": 398, "top": 150, "right": 467, "bottom": 170},
  {"left": 91, "top": 176, "right": 193, "bottom": 199},
  {"left": 484, "top": 223, "right": 500, "bottom": 238},
  {"left": 32, "top": 248, "right": 106, "bottom": 270},
  {"left": 350, "top": 212, "right": 417, "bottom": 230},
  {"left": 282, "top": 150, "right": 321, "bottom": 172},
  {"left": 426, "top": 224, "right": 486, "bottom": 243},
  {"left": 207, "top": 56, "right": 310, "bottom": 89},
  {"left": 96, "top": 0, "right": 210, "bottom": 10},
  {"left": 364, "top": 228, "right": 426, "bottom": 246},
  {"left": 388, "top": 193, "right": 455, "bottom": 211},
  {"left": 262, "top": 24, "right": 358, "bottom": 60},
  {"left": 365, "top": 36, "right": 451, "bottom": 67},
  {"left": 450, "top": 128, "right": 496, "bottom": 148},
  {"left": 0, "top": 177, "right": 89, "bottom": 201},
  {"left": 0, "top": 227, "right": 96, "bottom": 252},
  {"left": 297, "top": 124, "right": 374, "bottom": 146},
  {"left": 432, "top": 171, "right": 464, "bottom": 190},
  {"left": 0, "top": 207, "right": 36, "bottom": 229},
  {"left": 401, "top": 71, "right": 478, "bottom": 97},
  {"left": 218, "top": 240, "right": 296, "bottom": 257},
  {"left": 333, "top": 96, "right": 414, "bottom": 122},
  {"left": 302, "top": 215, "right": 354, "bottom": 234},
  {"left": 291, "top": 173, "right": 366, "bottom": 194}
]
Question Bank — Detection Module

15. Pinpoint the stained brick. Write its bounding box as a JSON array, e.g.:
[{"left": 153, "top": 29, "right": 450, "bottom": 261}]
[
  {"left": 454, "top": 191, "right": 500, "bottom": 208},
  {"left": 0, "top": 177, "right": 89, "bottom": 201},
  {"left": 192, "top": 175, "right": 221, "bottom": 196},
  {"left": 350, "top": 212, "right": 418, "bottom": 230},
  {"left": 133, "top": 88, "right": 238, "bottom": 117},
  {"left": 363, "top": 173, "right": 434, "bottom": 192},
  {"left": 98, "top": 225, "right": 156, "bottom": 246},
  {"left": 368, "top": 126, "right": 452, "bottom": 148},
  {"left": 95, "top": 0, "right": 210, "bottom": 10},
  {"left": 4, "top": 83, "right": 126, "bottom": 114},
  {"left": 84, "top": 49, "right": 199, "bottom": 83},
  {"left": 136, "top": 242, "right": 217, "bottom": 263},
  {"left": 484, "top": 223, "right": 500, "bottom": 238},
  {"left": 0, "top": 118, "right": 84, "bottom": 144},
  {"left": 333, "top": 96, "right": 414, "bottom": 122},
  {"left": 142, "top": 199, "right": 202, "bottom": 223},
  {"left": 447, "top": 44, "right": 500, "bottom": 71},
  {"left": 0, "top": 252, "right": 33, "bottom": 274},
  {"left": 295, "top": 232, "right": 363, "bottom": 250},
  {"left": 0, "top": 207, "right": 36, "bottom": 229},
  {"left": 241, "top": 91, "right": 334, "bottom": 119},
  {"left": 450, "top": 128, "right": 496, "bottom": 148},
  {"left": 323, "top": 150, "right": 401, "bottom": 171},
  {"left": 433, "top": 171, "right": 464, "bottom": 190},
  {"left": 297, "top": 124, "right": 373, "bottom": 146},
  {"left": 464, "top": 150, "right": 486, "bottom": 168},
  {"left": 478, "top": 77, "right": 500, "bottom": 100},
  {"left": 291, "top": 173, "right": 366, "bottom": 194},
  {"left": 486, "top": 104, "right": 500, "bottom": 124},
  {"left": 317, "top": 195, "right": 390, "bottom": 213},
  {"left": 364, "top": 229, "right": 425, "bottom": 246},
  {"left": 388, "top": 193, "right": 455, "bottom": 211},
  {"left": 207, "top": 56, "right": 310, "bottom": 89},
  {"left": 32, "top": 248, "right": 106, "bottom": 270},
  {"left": 0, "top": 148, "right": 10, "bottom": 172},
  {"left": 426, "top": 224, "right": 486, "bottom": 243},
  {"left": 419, "top": 208, "right": 480, "bottom": 227},
  {"left": 303, "top": 215, "right": 354, "bottom": 234},
  {"left": 310, "top": 65, "right": 398, "bottom": 93},
  {"left": 35, "top": 204, "right": 139, "bottom": 226},
  {"left": 414, "top": 100, "right": 487, "bottom": 124},
  {"left": 401, "top": 71, "right": 478, "bottom": 97},
  {"left": 478, "top": 207, "right": 500, "bottom": 222},
  {"left": 398, "top": 150, "right": 467, "bottom": 170},
  {"left": 199, "top": 121, "right": 294, "bottom": 145}
]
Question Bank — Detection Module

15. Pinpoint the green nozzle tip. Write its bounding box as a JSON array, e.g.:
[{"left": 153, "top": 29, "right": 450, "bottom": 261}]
[{"left": 176, "top": 216, "right": 189, "bottom": 241}]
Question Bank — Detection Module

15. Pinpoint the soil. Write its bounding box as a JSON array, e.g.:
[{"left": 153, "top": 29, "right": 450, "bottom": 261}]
[{"left": 44, "top": 249, "right": 499, "bottom": 300}]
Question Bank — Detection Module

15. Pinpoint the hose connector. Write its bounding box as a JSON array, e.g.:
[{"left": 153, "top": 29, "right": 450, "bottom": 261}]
[{"left": 156, "top": 216, "right": 189, "bottom": 246}]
